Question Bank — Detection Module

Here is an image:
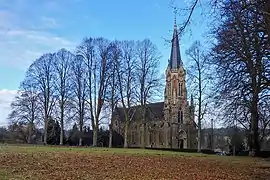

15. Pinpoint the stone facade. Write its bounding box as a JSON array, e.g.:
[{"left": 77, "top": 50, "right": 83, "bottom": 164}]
[{"left": 111, "top": 18, "right": 197, "bottom": 149}]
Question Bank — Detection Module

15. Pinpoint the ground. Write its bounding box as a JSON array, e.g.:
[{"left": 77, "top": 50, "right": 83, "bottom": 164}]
[{"left": 0, "top": 145, "right": 269, "bottom": 180}]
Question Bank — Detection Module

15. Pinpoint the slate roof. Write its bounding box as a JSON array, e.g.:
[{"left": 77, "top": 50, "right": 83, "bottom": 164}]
[
  {"left": 169, "top": 17, "right": 183, "bottom": 69},
  {"left": 113, "top": 102, "right": 164, "bottom": 122}
]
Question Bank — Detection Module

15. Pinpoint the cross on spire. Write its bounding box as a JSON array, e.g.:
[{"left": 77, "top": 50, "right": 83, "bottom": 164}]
[{"left": 173, "top": 7, "right": 177, "bottom": 29}]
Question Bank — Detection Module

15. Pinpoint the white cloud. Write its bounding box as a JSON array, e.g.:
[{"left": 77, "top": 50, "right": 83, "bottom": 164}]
[
  {"left": 40, "top": 16, "right": 59, "bottom": 29},
  {"left": 0, "top": 89, "right": 18, "bottom": 127}
]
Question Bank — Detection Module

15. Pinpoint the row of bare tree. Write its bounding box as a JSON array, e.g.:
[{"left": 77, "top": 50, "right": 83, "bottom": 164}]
[{"left": 8, "top": 38, "right": 162, "bottom": 147}]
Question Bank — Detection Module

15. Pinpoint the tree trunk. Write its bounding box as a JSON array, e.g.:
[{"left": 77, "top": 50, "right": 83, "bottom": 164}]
[
  {"left": 249, "top": 94, "right": 260, "bottom": 156},
  {"left": 79, "top": 120, "right": 83, "bottom": 146},
  {"left": 27, "top": 122, "right": 33, "bottom": 144},
  {"left": 43, "top": 115, "right": 48, "bottom": 145},
  {"left": 197, "top": 69, "right": 202, "bottom": 152},
  {"left": 109, "top": 124, "right": 113, "bottom": 148},
  {"left": 60, "top": 106, "right": 64, "bottom": 145},
  {"left": 124, "top": 121, "right": 129, "bottom": 148},
  {"left": 92, "top": 127, "right": 98, "bottom": 147}
]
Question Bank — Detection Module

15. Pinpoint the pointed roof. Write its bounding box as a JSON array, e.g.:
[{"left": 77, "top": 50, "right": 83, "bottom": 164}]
[{"left": 169, "top": 14, "right": 182, "bottom": 69}]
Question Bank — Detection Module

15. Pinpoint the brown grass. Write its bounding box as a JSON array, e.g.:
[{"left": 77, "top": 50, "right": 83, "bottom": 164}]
[{"left": 0, "top": 145, "right": 269, "bottom": 180}]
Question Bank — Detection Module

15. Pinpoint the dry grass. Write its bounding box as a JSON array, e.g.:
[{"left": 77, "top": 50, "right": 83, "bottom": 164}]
[{"left": 0, "top": 144, "right": 269, "bottom": 180}]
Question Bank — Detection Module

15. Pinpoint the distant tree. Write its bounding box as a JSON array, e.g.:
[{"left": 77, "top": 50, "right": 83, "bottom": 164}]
[
  {"left": 7, "top": 121, "right": 28, "bottom": 143},
  {"left": 0, "top": 127, "right": 8, "bottom": 143},
  {"left": 8, "top": 79, "right": 40, "bottom": 144},
  {"left": 229, "top": 127, "right": 245, "bottom": 155},
  {"left": 47, "top": 117, "right": 61, "bottom": 145},
  {"left": 67, "top": 123, "right": 80, "bottom": 146},
  {"left": 97, "top": 128, "right": 109, "bottom": 147}
]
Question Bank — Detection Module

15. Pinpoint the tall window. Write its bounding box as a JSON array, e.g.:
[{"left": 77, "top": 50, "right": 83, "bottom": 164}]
[
  {"left": 178, "top": 110, "right": 183, "bottom": 123},
  {"left": 179, "top": 83, "right": 183, "bottom": 96},
  {"left": 181, "top": 111, "right": 183, "bottom": 123}
]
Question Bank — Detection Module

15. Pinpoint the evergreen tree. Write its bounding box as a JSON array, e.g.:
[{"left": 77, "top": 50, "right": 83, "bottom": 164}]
[{"left": 47, "top": 117, "right": 61, "bottom": 145}]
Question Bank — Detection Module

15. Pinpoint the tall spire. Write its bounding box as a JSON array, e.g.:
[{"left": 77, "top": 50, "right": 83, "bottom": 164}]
[{"left": 169, "top": 9, "right": 182, "bottom": 69}]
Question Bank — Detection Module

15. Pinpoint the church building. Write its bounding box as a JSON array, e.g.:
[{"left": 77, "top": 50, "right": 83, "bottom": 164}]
[{"left": 111, "top": 18, "right": 197, "bottom": 149}]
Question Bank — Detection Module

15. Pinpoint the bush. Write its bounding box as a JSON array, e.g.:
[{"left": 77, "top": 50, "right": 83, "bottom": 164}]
[
  {"left": 142, "top": 147, "right": 218, "bottom": 154},
  {"left": 257, "top": 151, "right": 270, "bottom": 158},
  {"left": 200, "top": 149, "right": 216, "bottom": 154}
]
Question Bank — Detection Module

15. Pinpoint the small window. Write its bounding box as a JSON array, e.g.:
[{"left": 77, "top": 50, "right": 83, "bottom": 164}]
[{"left": 115, "top": 121, "right": 118, "bottom": 126}]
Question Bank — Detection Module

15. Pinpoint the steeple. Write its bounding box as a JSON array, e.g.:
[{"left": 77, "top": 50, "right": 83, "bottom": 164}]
[{"left": 169, "top": 11, "right": 182, "bottom": 69}]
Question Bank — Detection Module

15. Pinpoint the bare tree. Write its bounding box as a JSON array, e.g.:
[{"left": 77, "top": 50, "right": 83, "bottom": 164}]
[
  {"left": 70, "top": 55, "right": 88, "bottom": 146},
  {"left": 106, "top": 41, "right": 121, "bottom": 147},
  {"left": 8, "top": 80, "right": 40, "bottom": 144},
  {"left": 210, "top": 0, "right": 270, "bottom": 156},
  {"left": 116, "top": 40, "right": 137, "bottom": 148},
  {"left": 135, "top": 39, "right": 162, "bottom": 148},
  {"left": 27, "top": 53, "right": 56, "bottom": 145},
  {"left": 186, "top": 41, "right": 212, "bottom": 152},
  {"left": 53, "top": 48, "right": 74, "bottom": 145},
  {"left": 77, "top": 37, "right": 111, "bottom": 147}
]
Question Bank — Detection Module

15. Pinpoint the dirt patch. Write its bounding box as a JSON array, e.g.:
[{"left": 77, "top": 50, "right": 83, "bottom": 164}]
[{"left": 0, "top": 151, "right": 269, "bottom": 180}]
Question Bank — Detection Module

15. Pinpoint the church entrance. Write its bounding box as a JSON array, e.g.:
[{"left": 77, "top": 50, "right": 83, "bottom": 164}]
[{"left": 177, "top": 129, "right": 187, "bottom": 149}]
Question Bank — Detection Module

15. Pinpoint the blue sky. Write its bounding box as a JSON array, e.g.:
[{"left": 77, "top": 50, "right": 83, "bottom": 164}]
[{"left": 0, "top": 0, "right": 209, "bottom": 126}]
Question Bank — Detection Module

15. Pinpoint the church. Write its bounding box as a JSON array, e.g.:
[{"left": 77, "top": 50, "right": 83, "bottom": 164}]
[{"left": 111, "top": 18, "right": 197, "bottom": 149}]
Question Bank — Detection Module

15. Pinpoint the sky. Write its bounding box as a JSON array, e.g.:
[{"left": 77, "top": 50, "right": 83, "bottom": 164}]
[{"left": 0, "top": 0, "right": 209, "bottom": 126}]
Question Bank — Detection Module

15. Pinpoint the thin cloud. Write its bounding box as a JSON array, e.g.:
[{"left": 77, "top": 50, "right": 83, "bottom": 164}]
[
  {"left": 0, "top": 28, "right": 76, "bottom": 69},
  {"left": 0, "top": 3, "right": 76, "bottom": 69},
  {"left": 41, "top": 16, "right": 59, "bottom": 29}
]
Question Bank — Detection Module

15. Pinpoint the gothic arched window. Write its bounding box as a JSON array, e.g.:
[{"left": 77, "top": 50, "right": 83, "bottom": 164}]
[
  {"left": 179, "top": 83, "right": 183, "bottom": 96},
  {"left": 181, "top": 111, "right": 183, "bottom": 123},
  {"left": 178, "top": 111, "right": 181, "bottom": 123},
  {"left": 178, "top": 110, "right": 183, "bottom": 123}
]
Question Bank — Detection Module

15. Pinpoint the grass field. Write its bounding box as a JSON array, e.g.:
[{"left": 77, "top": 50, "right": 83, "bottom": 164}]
[{"left": 0, "top": 145, "right": 270, "bottom": 180}]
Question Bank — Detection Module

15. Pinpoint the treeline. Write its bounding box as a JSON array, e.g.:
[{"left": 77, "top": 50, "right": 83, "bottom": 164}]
[
  {"left": 0, "top": 122, "right": 124, "bottom": 147},
  {"left": 8, "top": 38, "right": 162, "bottom": 147}
]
